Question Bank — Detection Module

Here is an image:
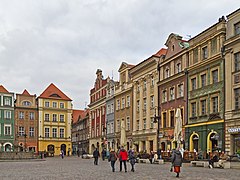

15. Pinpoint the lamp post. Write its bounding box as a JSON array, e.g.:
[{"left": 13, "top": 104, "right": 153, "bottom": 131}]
[{"left": 154, "top": 106, "right": 161, "bottom": 158}]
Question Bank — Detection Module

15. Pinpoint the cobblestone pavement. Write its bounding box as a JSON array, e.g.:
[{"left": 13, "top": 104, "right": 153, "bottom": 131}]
[{"left": 0, "top": 157, "right": 240, "bottom": 180}]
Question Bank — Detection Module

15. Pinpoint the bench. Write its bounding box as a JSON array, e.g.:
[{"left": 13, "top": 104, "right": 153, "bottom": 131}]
[
  {"left": 190, "top": 161, "right": 209, "bottom": 168},
  {"left": 153, "top": 159, "right": 164, "bottom": 164},
  {"left": 214, "top": 161, "right": 230, "bottom": 169}
]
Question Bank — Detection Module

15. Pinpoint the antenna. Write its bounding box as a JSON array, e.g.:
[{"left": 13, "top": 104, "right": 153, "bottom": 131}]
[
  {"left": 111, "top": 70, "right": 114, "bottom": 80},
  {"left": 84, "top": 101, "right": 87, "bottom": 109}
]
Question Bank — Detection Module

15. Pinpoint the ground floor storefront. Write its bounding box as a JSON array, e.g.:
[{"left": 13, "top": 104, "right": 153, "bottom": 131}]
[
  {"left": 185, "top": 120, "right": 224, "bottom": 158},
  {"left": 38, "top": 140, "right": 72, "bottom": 156},
  {"left": 132, "top": 132, "right": 156, "bottom": 153},
  {"left": 0, "top": 141, "right": 14, "bottom": 152}
]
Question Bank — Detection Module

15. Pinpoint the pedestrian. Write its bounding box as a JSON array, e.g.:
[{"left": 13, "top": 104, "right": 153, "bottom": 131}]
[
  {"left": 171, "top": 148, "right": 183, "bottom": 178},
  {"left": 102, "top": 148, "right": 106, "bottom": 161},
  {"left": 149, "top": 151, "right": 154, "bottom": 164},
  {"left": 93, "top": 148, "right": 100, "bottom": 165},
  {"left": 208, "top": 152, "right": 219, "bottom": 168},
  {"left": 61, "top": 150, "right": 64, "bottom": 159},
  {"left": 108, "top": 149, "right": 118, "bottom": 172},
  {"left": 118, "top": 146, "right": 128, "bottom": 172},
  {"left": 129, "top": 148, "right": 136, "bottom": 172},
  {"left": 77, "top": 149, "right": 80, "bottom": 157}
]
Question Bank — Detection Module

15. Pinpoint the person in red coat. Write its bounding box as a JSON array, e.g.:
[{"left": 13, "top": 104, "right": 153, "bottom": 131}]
[{"left": 119, "top": 146, "right": 128, "bottom": 172}]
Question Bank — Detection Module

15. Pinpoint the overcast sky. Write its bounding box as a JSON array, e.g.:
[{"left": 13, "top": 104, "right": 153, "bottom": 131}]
[{"left": 0, "top": 0, "right": 239, "bottom": 109}]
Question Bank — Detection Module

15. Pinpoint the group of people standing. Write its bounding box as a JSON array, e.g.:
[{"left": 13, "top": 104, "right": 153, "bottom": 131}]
[{"left": 93, "top": 146, "right": 136, "bottom": 172}]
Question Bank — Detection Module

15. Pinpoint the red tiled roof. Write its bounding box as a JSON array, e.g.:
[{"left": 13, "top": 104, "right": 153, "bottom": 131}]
[
  {"left": 72, "top": 109, "right": 89, "bottom": 124},
  {"left": 39, "top": 83, "right": 72, "bottom": 101},
  {"left": 22, "top": 89, "right": 31, "bottom": 96},
  {"left": 154, "top": 48, "right": 167, "bottom": 57},
  {"left": 0, "top": 85, "right": 9, "bottom": 93}
]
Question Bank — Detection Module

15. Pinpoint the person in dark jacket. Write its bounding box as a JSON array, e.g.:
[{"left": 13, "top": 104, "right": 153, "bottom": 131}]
[
  {"left": 119, "top": 147, "right": 128, "bottom": 172},
  {"left": 129, "top": 149, "right": 136, "bottom": 172},
  {"left": 108, "top": 149, "right": 118, "bottom": 172},
  {"left": 102, "top": 149, "right": 106, "bottom": 161},
  {"left": 171, "top": 149, "right": 183, "bottom": 178},
  {"left": 93, "top": 148, "right": 100, "bottom": 165}
]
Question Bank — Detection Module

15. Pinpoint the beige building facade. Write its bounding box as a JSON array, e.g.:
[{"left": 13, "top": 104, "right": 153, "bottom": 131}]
[
  {"left": 114, "top": 62, "right": 134, "bottom": 150},
  {"left": 224, "top": 9, "right": 240, "bottom": 155}
]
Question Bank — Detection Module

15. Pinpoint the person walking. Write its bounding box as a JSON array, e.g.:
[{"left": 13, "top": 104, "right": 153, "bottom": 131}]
[
  {"left": 61, "top": 150, "right": 64, "bottom": 159},
  {"left": 93, "top": 148, "right": 100, "bottom": 165},
  {"left": 119, "top": 146, "right": 128, "bottom": 172},
  {"left": 108, "top": 149, "right": 118, "bottom": 172},
  {"left": 171, "top": 149, "right": 183, "bottom": 178},
  {"left": 129, "top": 148, "right": 136, "bottom": 172},
  {"left": 102, "top": 148, "right": 106, "bottom": 161}
]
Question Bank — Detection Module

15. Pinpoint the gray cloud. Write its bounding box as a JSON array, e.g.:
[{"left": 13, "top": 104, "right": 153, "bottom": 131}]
[{"left": 0, "top": 0, "right": 239, "bottom": 108}]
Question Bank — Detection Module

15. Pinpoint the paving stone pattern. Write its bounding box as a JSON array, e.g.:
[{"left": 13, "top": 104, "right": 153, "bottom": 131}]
[{"left": 0, "top": 157, "right": 240, "bottom": 180}]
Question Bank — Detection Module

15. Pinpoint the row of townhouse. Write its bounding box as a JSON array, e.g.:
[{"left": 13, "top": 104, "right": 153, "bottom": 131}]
[
  {"left": 0, "top": 83, "right": 72, "bottom": 156},
  {"left": 88, "top": 9, "right": 240, "bottom": 156}
]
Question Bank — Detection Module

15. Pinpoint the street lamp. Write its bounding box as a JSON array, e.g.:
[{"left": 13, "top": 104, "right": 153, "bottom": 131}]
[
  {"left": 154, "top": 107, "right": 161, "bottom": 158},
  {"left": 24, "top": 133, "right": 27, "bottom": 152}
]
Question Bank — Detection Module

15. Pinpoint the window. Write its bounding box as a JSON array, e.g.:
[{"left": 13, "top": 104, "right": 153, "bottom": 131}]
[
  {"left": 212, "top": 69, "right": 218, "bottom": 83},
  {"left": 137, "top": 100, "right": 140, "bottom": 112},
  {"left": 111, "top": 122, "right": 114, "bottom": 133},
  {"left": 4, "top": 111, "right": 11, "bottom": 119},
  {"left": 30, "top": 112, "right": 34, "bottom": 120},
  {"left": 178, "top": 84, "right": 184, "bottom": 98},
  {"left": 29, "top": 127, "right": 34, "bottom": 137},
  {"left": 150, "top": 96, "right": 154, "bottom": 108},
  {"left": 45, "top": 128, "right": 50, "bottom": 138},
  {"left": 19, "top": 112, "right": 24, "bottom": 119},
  {"left": 150, "top": 117, "right": 154, "bottom": 129},
  {"left": 4, "top": 125, "right": 11, "bottom": 135},
  {"left": 60, "top": 103, "right": 64, "bottom": 109},
  {"left": 107, "top": 105, "right": 111, "bottom": 114},
  {"left": 234, "top": 88, "right": 240, "bottom": 110},
  {"left": 126, "top": 96, "right": 130, "bottom": 107},
  {"left": 19, "top": 126, "right": 25, "bottom": 136},
  {"left": 201, "top": 99, "right": 207, "bottom": 115},
  {"left": 137, "top": 120, "right": 140, "bottom": 130},
  {"left": 143, "top": 80, "right": 147, "bottom": 90},
  {"left": 60, "top": 128, "right": 64, "bottom": 138},
  {"left": 162, "top": 90, "right": 167, "bottom": 102},
  {"left": 151, "top": 76, "right": 154, "bottom": 87},
  {"left": 165, "top": 68, "right": 170, "bottom": 78},
  {"left": 111, "top": 103, "right": 114, "bottom": 113},
  {"left": 52, "top": 128, "right": 57, "bottom": 138},
  {"left": 212, "top": 96, "right": 218, "bottom": 113},
  {"left": 162, "top": 112, "right": 166, "bottom": 128},
  {"left": 137, "top": 84, "right": 140, "bottom": 92},
  {"left": 117, "top": 120, "right": 120, "bottom": 132},
  {"left": 234, "top": 52, "right": 240, "bottom": 72},
  {"left": 211, "top": 38, "right": 217, "bottom": 55},
  {"left": 45, "top": 114, "right": 49, "bottom": 121},
  {"left": 22, "top": 101, "right": 31, "bottom": 106},
  {"left": 202, "top": 46, "right": 208, "bottom": 59},
  {"left": 143, "top": 119, "right": 146, "bottom": 130},
  {"left": 122, "top": 97, "right": 125, "bottom": 109},
  {"left": 52, "top": 102, "right": 57, "bottom": 108},
  {"left": 170, "top": 111, "right": 174, "bottom": 127},
  {"left": 191, "top": 78, "right": 197, "bottom": 90},
  {"left": 126, "top": 117, "right": 130, "bottom": 131},
  {"left": 201, "top": 74, "right": 207, "bottom": 87},
  {"left": 4, "top": 97, "right": 11, "bottom": 106},
  {"left": 53, "top": 114, "right": 57, "bottom": 122},
  {"left": 170, "top": 87, "right": 175, "bottom": 100},
  {"left": 176, "top": 63, "right": 181, "bottom": 73},
  {"left": 234, "top": 22, "right": 240, "bottom": 35},
  {"left": 117, "top": 100, "right": 120, "bottom": 110},
  {"left": 60, "top": 115, "right": 64, "bottom": 122},
  {"left": 193, "top": 48, "right": 198, "bottom": 63},
  {"left": 45, "top": 101, "right": 50, "bottom": 107},
  {"left": 143, "top": 98, "right": 147, "bottom": 110},
  {"left": 191, "top": 102, "right": 197, "bottom": 117},
  {"left": 102, "top": 107, "right": 105, "bottom": 115}
]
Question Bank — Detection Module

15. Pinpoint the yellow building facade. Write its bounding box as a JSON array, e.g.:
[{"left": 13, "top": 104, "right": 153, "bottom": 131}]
[{"left": 38, "top": 83, "right": 72, "bottom": 156}]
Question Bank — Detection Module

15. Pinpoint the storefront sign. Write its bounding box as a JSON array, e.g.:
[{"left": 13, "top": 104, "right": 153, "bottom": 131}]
[{"left": 228, "top": 128, "right": 240, "bottom": 133}]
